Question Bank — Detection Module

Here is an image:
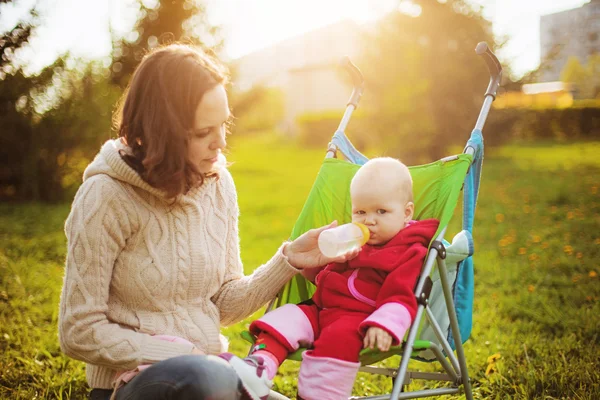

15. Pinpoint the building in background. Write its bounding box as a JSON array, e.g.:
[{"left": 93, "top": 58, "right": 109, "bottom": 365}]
[
  {"left": 232, "top": 20, "right": 364, "bottom": 133},
  {"left": 540, "top": 0, "right": 600, "bottom": 82}
]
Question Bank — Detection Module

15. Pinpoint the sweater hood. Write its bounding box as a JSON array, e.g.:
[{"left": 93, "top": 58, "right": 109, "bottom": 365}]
[
  {"left": 84, "top": 139, "right": 167, "bottom": 198},
  {"left": 83, "top": 138, "right": 224, "bottom": 201}
]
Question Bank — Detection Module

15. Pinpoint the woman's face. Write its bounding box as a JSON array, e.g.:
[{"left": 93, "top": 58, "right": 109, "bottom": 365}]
[{"left": 189, "top": 84, "right": 230, "bottom": 173}]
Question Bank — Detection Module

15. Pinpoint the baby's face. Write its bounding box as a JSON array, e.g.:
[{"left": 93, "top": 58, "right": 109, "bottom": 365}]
[{"left": 351, "top": 181, "right": 409, "bottom": 246}]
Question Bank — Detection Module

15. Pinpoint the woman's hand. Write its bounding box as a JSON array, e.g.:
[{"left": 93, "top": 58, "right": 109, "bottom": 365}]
[
  {"left": 363, "top": 326, "right": 393, "bottom": 352},
  {"left": 284, "top": 221, "right": 360, "bottom": 270}
]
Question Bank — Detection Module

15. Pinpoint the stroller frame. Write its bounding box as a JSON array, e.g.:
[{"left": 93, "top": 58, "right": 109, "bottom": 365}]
[
  {"left": 256, "top": 43, "right": 502, "bottom": 400},
  {"left": 353, "top": 226, "right": 469, "bottom": 400}
]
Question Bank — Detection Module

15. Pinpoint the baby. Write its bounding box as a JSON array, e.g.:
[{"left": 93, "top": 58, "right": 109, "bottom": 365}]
[{"left": 221, "top": 157, "right": 440, "bottom": 400}]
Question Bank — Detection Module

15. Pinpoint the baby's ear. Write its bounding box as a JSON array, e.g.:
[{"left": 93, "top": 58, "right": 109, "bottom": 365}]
[{"left": 405, "top": 202, "right": 415, "bottom": 223}]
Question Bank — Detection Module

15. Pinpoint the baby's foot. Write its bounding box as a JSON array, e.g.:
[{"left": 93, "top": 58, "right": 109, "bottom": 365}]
[{"left": 219, "top": 353, "right": 273, "bottom": 400}]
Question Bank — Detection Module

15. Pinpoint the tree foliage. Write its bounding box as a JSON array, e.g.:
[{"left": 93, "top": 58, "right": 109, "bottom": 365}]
[
  {"left": 359, "top": 0, "right": 496, "bottom": 163},
  {"left": 0, "top": 58, "right": 121, "bottom": 201},
  {"left": 561, "top": 55, "right": 600, "bottom": 99},
  {"left": 1, "top": 0, "right": 218, "bottom": 202},
  {"left": 111, "top": 0, "right": 222, "bottom": 88}
]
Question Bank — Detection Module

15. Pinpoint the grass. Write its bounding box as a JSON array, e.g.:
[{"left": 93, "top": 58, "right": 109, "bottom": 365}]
[{"left": 1, "top": 134, "right": 599, "bottom": 399}]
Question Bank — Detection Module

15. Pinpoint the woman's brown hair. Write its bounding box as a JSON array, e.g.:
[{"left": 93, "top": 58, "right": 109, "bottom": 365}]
[{"left": 113, "top": 44, "right": 229, "bottom": 198}]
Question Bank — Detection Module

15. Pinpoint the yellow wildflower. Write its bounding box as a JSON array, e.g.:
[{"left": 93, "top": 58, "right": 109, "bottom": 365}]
[
  {"left": 485, "top": 364, "right": 497, "bottom": 376},
  {"left": 528, "top": 285, "right": 535, "bottom": 293},
  {"left": 495, "top": 213, "right": 505, "bottom": 223},
  {"left": 486, "top": 353, "right": 501, "bottom": 376},
  {"left": 564, "top": 245, "right": 573, "bottom": 255},
  {"left": 589, "top": 271, "right": 598, "bottom": 278},
  {"left": 518, "top": 248, "right": 527, "bottom": 255},
  {"left": 487, "top": 353, "right": 501, "bottom": 364}
]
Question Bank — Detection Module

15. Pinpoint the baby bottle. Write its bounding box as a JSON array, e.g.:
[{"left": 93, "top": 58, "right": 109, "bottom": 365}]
[{"left": 318, "top": 222, "right": 370, "bottom": 258}]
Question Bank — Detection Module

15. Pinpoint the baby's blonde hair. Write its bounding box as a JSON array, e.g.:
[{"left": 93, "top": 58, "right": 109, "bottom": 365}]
[{"left": 351, "top": 157, "right": 413, "bottom": 202}]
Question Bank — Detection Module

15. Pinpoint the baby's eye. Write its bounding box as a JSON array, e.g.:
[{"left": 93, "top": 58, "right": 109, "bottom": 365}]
[
  {"left": 355, "top": 210, "right": 365, "bottom": 215},
  {"left": 377, "top": 209, "right": 387, "bottom": 214}
]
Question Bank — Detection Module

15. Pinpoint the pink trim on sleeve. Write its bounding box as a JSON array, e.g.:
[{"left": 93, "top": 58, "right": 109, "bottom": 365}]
[{"left": 359, "top": 303, "right": 412, "bottom": 345}]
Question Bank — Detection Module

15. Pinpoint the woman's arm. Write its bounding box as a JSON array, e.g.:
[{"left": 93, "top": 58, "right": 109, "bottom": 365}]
[
  {"left": 59, "top": 176, "right": 194, "bottom": 370},
  {"left": 212, "top": 170, "right": 359, "bottom": 326},
  {"left": 211, "top": 181, "right": 299, "bottom": 326}
]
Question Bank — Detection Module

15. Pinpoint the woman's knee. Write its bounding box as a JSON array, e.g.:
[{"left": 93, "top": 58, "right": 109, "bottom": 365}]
[
  {"left": 152, "top": 355, "right": 242, "bottom": 399},
  {"left": 176, "top": 355, "right": 241, "bottom": 399}
]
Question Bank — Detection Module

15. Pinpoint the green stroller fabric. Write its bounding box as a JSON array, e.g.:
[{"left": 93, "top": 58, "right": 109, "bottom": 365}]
[{"left": 274, "top": 155, "right": 472, "bottom": 362}]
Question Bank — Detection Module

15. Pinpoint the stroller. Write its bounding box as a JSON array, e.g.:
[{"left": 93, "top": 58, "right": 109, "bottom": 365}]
[{"left": 242, "top": 42, "right": 502, "bottom": 400}]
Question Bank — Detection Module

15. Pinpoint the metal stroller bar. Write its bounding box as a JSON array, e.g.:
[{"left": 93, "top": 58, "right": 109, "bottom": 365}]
[
  {"left": 390, "top": 227, "right": 449, "bottom": 399},
  {"left": 424, "top": 306, "right": 461, "bottom": 376},
  {"left": 341, "top": 55, "right": 365, "bottom": 110},
  {"left": 327, "top": 56, "right": 365, "bottom": 159},
  {"left": 472, "top": 42, "right": 503, "bottom": 137}
]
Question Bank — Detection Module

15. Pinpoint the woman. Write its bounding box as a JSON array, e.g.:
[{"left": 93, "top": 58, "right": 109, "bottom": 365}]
[{"left": 58, "top": 44, "right": 356, "bottom": 400}]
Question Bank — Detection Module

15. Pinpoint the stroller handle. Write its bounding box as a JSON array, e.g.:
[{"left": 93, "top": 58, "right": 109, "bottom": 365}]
[
  {"left": 470, "top": 42, "right": 503, "bottom": 133},
  {"left": 475, "top": 42, "right": 502, "bottom": 99},
  {"left": 340, "top": 56, "right": 364, "bottom": 108}
]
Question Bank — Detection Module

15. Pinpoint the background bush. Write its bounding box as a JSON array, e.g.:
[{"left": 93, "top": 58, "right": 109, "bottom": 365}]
[{"left": 485, "top": 107, "right": 600, "bottom": 146}]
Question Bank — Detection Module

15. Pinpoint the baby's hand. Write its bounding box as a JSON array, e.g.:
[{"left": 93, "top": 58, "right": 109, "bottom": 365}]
[{"left": 363, "top": 326, "right": 393, "bottom": 352}]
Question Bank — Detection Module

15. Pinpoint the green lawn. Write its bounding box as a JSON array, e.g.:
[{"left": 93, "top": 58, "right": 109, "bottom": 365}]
[{"left": 1, "top": 134, "right": 599, "bottom": 399}]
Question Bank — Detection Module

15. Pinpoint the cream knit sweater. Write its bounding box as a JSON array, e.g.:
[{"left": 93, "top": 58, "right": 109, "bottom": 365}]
[{"left": 59, "top": 139, "right": 299, "bottom": 389}]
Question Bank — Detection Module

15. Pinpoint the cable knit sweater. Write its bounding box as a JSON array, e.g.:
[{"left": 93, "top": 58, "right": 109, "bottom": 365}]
[{"left": 58, "top": 139, "right": 299, "bottom": 389}]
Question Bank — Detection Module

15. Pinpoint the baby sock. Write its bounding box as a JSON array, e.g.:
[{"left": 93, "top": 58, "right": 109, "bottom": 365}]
[
  {"left": 251, "top": 351, "right": 279, "bottom": 380},
  {"left": 250, "top": 332, "right": 290, "bottom": 379}
]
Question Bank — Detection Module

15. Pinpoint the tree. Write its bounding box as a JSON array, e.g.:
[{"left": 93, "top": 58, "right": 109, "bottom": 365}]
[
  {"left": 1, "top": 0, "right": 223, "bottom": 201},
  {"left": 0, "top": 0, "right": 36, "bottom": 75},
  {"left": 0, "top": 1, "right": 43, "bottom": 199},
  {"left": 561, "top": 55, "right": 600, "bottom": 99},
  {"left": 111, "top": 0, "right": 222, "bottom": 88},
  {"left": 588, "top": 54, "right": 600, "bottom": 98},
  {"left": 359, "top": 0, "right": 496, "bottom": 162},
  {"left": 0, "top": 1, "right": 120, "bottom": 201}
]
